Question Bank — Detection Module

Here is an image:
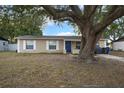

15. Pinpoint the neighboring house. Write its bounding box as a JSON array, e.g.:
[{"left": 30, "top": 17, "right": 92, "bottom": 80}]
[
  {"left": 8, "top": 44, "right": 17, "bottom": 51},
  {"left": 0, "top": 37, "right": 8, "bottom": 51},
  {"left": 112, "top": 37, "right": 124, "bottom": 51},
  {"left": 16, "top": 35, "right": 107, "bottom": 54}
]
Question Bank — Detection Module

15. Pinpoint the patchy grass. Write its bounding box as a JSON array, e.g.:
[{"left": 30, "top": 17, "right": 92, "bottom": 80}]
[
  {"left": 110, "top": 51, "right": 124, "bottom": 57},
  {"left": 0, "top": 52, "right": 124, "bottom": 88}
]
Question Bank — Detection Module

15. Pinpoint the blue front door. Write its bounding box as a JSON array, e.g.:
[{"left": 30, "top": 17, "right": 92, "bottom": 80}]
[{"left": 65, "top": 41, "right": 71, "bottom": 53}]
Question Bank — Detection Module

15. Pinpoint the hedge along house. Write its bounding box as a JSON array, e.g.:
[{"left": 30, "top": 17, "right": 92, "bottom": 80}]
[{"left": 17, "top": 35, "right": 107, "bottom": 54}]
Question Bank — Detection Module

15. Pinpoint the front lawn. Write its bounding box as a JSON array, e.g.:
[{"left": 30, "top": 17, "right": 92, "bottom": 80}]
[{"left": 0, "top": 52, "right": 124, "bottom": 87}]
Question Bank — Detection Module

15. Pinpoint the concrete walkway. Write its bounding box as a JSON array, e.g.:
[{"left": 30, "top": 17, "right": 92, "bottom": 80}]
[{"left": 97, "top": 54, "right": 124, "bottom": 62}]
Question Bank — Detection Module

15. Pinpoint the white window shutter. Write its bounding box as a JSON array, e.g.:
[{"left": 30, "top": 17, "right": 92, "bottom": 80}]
[
  {"left": 56, "top": 41, "right": 59, "bottom": 50},
  {"left": 17, "top": 40, "right": 20, "bottom": 53},
  {"left": 23, "top": 40, "right": 26, "bottom": 50},
  {"left": 34, "top": 40, "right": 36, "bottom": 50},
  {"left": 46, "top": 40, "right": 49, "bottom": 50}
]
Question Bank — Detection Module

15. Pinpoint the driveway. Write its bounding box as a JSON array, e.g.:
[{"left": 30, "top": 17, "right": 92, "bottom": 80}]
[{"left": 97, "top": 54, "right": 124, "bottom": 62}]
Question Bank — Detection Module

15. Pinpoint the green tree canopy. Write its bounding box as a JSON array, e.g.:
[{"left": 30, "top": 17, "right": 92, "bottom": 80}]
[
  {"left": 104, "top": 17, "right": 124, "bottom": 42},
  {"left": 0, "top": 5, "right": 46, "bottom": 43}
]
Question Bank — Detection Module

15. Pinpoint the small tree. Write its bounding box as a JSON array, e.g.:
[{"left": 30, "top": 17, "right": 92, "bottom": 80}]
[{"left": 42, "top": 5, "right": 124, "bottom": 63}]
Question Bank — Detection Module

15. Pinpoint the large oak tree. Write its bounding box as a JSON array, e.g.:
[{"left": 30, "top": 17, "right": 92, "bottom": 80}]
[{"left": 42, "top": 5, "right": 124, "bottom": 63}]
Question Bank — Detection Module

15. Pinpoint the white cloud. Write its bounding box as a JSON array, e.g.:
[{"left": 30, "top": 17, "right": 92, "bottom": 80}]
[
  {"left": 57, "top": 32, "right": 76, "bottom": 36},
  {"left": 47, "top": 20, "right": 54, "bottom": 26},
  {"left": 45, "top": 18, "right": 55, "bottom": 26}
]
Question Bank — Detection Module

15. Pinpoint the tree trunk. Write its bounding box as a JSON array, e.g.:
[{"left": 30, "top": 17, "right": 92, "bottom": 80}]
[
  {"left": 78, "top": 35, "right": 97, "bottom": 63},
  {"left": 79, "top": 35, "right": 86, "bottom": 55},
  {"left": 78, "top": 28, "right": 102, "bottom": 63}
]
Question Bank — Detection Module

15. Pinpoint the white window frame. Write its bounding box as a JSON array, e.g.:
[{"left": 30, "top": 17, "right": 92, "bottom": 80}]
[
  {"left": 23, "top": 40, "right": 36, "bottom": 50},
  {"left": 76, "top": 41, "right": 81, "bottom": 49},
  {"left": 46, "top": 40, "right": 59, "bottom": 51},
  {"left": 17, "top": 39, "right": 20, "bottom": 53}
]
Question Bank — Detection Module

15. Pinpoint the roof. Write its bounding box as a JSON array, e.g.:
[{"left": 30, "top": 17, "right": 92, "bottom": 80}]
[
  {"left": 0, "top": 37, "right": 8, "bottom": 41},
  {"left": 16, "top": 35, "right": 81, "bottom": 40},
  {"left": 16, "top": 35, "right": 107, "bottom": 41},
  {"left": 113, "top": 37, "right": 124, "bottom": 42}
]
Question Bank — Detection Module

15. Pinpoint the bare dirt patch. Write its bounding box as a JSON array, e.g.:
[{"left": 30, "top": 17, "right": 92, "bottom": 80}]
[{"left": 0, "top": 52, "right": 124, "bottom": 88}]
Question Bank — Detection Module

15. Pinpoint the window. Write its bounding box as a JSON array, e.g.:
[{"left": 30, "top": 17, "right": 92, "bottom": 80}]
[
  {"left": 3, "top": 42, "right": 5, "bottom": 46},
  {"left": 26, "top": 40, "right": 34, "bottom": 49},
  {"left": 48, "top": 41, "right": 57, "bottom": 50},
  {"left": 76, "top": 42, "right": 81, "bottom": 49}
]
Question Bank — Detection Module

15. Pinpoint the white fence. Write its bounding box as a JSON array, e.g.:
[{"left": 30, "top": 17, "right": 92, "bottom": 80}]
[{"left": 8, "top": 44, "right": 17, "bottom": 51}]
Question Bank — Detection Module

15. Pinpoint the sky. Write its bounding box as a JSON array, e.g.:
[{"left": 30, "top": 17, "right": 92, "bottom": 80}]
[{"left": 43, "top": 21, "right": 77, "bottom": 36}]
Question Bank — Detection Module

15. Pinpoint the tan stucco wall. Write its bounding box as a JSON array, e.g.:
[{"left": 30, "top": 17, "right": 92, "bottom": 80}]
[
  {"left": 71, "top": 40, "right": 107, "bottom": 54},
  {"left": 71, "top": 41, "right": 80, "bottom": 54},
  {"left": 18, "top": 39, "right": 107, "bottom": 54},
  {"left": 98, "top": 40, "right": 106, "bottom": 48},
  {"left": 18, "top": 39, "right": 64, "bottom": 53}
]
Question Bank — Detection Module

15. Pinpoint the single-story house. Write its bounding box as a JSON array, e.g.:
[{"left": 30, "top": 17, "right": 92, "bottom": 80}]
[
  {"left": 16, "top": 35, "right": 108, "bottom": 54},
  {"left": 0, "top": 37, "right": 8, "bottom": 51},
  {"left": 112, "top": 37, "right": 124, "bottom": 51}
]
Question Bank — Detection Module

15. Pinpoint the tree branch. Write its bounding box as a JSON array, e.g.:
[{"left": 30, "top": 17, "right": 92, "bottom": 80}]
[
  {"left": 42, "top": 5, "right": 75, "bottom": 21},
  {"left": 95, "top": 6, "right": 124, "bottom": 33},
  {"left": 84, "top": 5, "right": 98, "bottom": 19},
  {"left": 70, "top": 5, "right": 82, "bottom": 17}
]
